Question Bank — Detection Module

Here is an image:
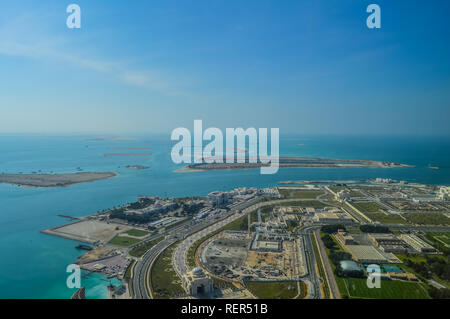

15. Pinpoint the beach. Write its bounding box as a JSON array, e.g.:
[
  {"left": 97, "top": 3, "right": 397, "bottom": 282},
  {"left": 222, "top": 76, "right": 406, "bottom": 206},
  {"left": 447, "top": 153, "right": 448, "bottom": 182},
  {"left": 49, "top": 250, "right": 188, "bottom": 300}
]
[{"left": 0, "top": 172, "right": 118, "bottom": 188}]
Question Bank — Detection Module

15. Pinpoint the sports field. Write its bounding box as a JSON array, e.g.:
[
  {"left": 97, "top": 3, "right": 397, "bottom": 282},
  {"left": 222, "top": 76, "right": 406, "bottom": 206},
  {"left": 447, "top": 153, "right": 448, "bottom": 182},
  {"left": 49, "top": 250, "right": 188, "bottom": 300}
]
[
  {"left": 341, "top": 277, "right": 429, "bottom": 299},
  {"left": 108, "top": 235, "right": 142, "bottom": 247}
]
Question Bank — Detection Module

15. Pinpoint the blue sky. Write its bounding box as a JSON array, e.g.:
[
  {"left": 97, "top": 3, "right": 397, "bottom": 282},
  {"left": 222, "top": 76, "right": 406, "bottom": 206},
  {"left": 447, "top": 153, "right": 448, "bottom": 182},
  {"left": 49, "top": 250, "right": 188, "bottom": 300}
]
[{"left": 0, "top": 0, "right": 449, "bottom": 135}]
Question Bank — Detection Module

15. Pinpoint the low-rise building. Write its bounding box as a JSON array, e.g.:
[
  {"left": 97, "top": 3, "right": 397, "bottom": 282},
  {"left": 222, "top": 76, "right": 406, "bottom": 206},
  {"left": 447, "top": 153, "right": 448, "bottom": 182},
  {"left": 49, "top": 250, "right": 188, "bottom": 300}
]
[
  {"left": 182, "top": 267, "right": 214, "bottom": 296},
  {"left": 345, "top": 245, "right": 390, "bottom": 264},
  {"left": 313, "top": 211, "right": 354, "bottom": 224},
  {"left": 387, "top": 272, "right": 418, "bottom": 282},
  {"left": 335, "top": 190, "right": 350, "bottom": 202},
  {"left": 437, "top": 186, "right": 450, "bottom": 201},
  {"left": 339, "top": 260, "right": 363, "bottom": 275},
  {"left": 399, "top": 234, "right": 437, "bottom": 253},
  {"left": 368, "top": 233, "right": 409, "bottom": 253},
  {"left": 335, "top": 230, "right": 357, "bottom": 245},
  {"left": 207, "top": 191, "right": 229, "bottom": 206}
]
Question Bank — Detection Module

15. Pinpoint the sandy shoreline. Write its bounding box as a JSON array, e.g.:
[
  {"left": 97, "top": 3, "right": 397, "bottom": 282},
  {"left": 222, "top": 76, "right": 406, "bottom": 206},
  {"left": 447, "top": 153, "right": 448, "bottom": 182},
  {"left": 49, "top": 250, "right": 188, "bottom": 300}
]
[
  {"left": 0, "top": 172, "right": 118, "bottom": 188},
  {"left": 180, "top": 157, "right": 414, "bottom": 172}
]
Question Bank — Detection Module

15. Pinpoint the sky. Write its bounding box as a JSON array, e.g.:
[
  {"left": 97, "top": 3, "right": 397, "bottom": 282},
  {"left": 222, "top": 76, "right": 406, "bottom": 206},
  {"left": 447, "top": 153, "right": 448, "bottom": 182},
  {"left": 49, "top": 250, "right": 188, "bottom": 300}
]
[{"left": 0, "top": 0, "right": 449, "bottom": 135}]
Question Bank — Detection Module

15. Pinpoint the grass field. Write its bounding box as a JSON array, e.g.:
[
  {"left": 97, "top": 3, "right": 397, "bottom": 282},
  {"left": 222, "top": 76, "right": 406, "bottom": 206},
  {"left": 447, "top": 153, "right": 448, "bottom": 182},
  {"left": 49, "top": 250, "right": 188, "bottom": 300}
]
[
  {"left": 124, "top": 260, "right": 135, "bottom": 280},
  {"left": 124, "top": 229, "right": 149, "bottom": 237},
  {"left": 427, "top": 232, "right": 450, "bottom": 246},
  {"left": 151, "top": 244, "right": 185, "bottom": 299},
  {"left": 396, "top": 254, "right": 427, "bottom": 264},
  {"left": 352, "top": 202, "right": 385, "bottom": 213},
  {"left": 222, "top": 214, "right": 248, "bottom": 231},
  {"left": 320, "top": 232, "right": 429, "bottom": 299},
  {"left": 340, "top": 277, "right": 429, "bottom": 299},
  {"left": 128, "top": 237, "right": 164, "bottom": 258},
  {"left": 279, "top": 189, "right": 324, "bottom": 199},
  {"left": 362, "top": 212, "right": 406, "bottom": 224},
  {"left": 245, "top": 281, "right": 303, "bottom": 299},
  {"left": 108, "top": 235, "right": 142, "bottom": 247},
  {"left": 405, "top": 213, "right": 450, "bottom": 226}
]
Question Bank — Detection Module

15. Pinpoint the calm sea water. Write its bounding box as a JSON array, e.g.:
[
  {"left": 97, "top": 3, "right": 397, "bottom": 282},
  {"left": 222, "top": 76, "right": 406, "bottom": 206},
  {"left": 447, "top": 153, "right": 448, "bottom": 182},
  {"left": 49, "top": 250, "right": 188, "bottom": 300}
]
[{"left": 0, "top": 134, "right": 449, "bottom": 298}]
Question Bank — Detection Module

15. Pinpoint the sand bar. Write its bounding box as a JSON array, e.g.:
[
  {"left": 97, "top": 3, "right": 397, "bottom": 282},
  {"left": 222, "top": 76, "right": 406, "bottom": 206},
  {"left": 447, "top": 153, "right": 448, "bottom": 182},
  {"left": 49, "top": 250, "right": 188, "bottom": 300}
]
[
  {"left": 0, "top": 172, "right": 117, "bottom": 188},
  {"left": 185, "top": 157, "right": 414, "bottom": 171}
]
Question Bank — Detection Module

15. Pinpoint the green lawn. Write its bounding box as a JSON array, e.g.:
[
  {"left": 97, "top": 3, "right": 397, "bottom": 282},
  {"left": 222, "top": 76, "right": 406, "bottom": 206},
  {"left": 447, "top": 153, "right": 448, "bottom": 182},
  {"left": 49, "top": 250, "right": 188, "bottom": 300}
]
[
  {"left": 150, "top": 244, "right": 185, "bottom": 299},
  {"left": 128, "top": 237, "right": 164, "bottom": 258},
  {"left": 222, "top": 214, "right": 248, "bottom": 231},
  {"left": 427, "top": 232, "right": 450, "bottom": 246},
  {"left": 124, "top": 260, "right": 135, "bottom": 280},
  {"left": 245, "top": 281, "right": 302, "bottom": 299},
  {"left": 396, "top": 254, "right": 427, "bottom": 264},
  {"left": 321, "top": 233, "right": 429, "bottom": 299},
  {"left": 352, "top": 202, "right": 385, "bottom": 213},
  {"left": 341, "top": 277, "right": 429, "bottom": 299},
  {"left": 124, "top": 229, "right": 149, "bottom": 237},
  {"left": 363, "top": 212, "right": 406, "bottom": 224},
  {"left": 108, "top": 235, "right": 142, "bottom": 247},
  {"left": 351, "top": 201, "right": 406, "bottom": 224},
  {"left": 405, "top": 213, "right": 450, "bottom": 226}
]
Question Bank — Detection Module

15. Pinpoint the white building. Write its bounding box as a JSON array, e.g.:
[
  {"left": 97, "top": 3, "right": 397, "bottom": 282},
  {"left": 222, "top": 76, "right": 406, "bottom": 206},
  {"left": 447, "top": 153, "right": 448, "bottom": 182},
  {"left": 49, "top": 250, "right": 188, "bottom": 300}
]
[
  {"left": 207, "top": 191, "right": 229, "bottom": 206},
  {"left": 437, "top": 186, "right": 450, "bottom": 201},
  {"left": 182, "top": 267, "right": 214, "bottom": 296},
  {"left": 399, "top": 234, "right": 437, "bottom": 253},
  {"left": 335, "top": 190, "right": 350, "bottom": 202}
]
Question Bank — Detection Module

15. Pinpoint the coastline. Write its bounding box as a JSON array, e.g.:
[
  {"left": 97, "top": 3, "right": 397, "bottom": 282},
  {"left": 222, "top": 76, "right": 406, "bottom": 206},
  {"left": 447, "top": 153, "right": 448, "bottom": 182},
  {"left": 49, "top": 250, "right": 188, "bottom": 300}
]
[
  {"left": 182, "top": 157, "right": 414, "bottom": 172},
  {"left": 0, "top": 172, "right": 118, "bottom": 188}
]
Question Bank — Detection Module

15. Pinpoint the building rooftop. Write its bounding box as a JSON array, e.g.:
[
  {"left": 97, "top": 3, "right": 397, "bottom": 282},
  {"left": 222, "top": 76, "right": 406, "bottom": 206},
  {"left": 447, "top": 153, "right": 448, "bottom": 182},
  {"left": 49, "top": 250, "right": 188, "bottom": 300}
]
[{"left": 339, "top": 260, "right": 362, "bottom": 272}]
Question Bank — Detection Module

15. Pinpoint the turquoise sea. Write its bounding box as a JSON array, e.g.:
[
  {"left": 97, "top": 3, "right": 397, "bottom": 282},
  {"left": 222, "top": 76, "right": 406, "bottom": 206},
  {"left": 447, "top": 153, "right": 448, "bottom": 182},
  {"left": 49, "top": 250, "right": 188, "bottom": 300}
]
[{"left": 0, "top": 134, "right": 449, "bottom": 298}]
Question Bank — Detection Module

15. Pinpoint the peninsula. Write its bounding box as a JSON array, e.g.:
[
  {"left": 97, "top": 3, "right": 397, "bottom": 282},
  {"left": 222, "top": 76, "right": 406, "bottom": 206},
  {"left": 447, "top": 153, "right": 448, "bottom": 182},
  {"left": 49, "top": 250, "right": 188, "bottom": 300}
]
[
  {"left": 0, "top": 172, "right": 117, "bottom": 188},
  {"left": 183, "top": 157, "right": 413, "bottom": 172}
]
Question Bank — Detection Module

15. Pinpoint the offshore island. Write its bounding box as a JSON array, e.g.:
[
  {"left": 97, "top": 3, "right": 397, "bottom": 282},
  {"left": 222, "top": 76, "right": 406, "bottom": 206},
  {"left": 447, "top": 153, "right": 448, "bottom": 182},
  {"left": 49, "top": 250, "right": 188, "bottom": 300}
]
[
  {"left": 0, "top": 172, "right": 117, "bottom": 188},
  {"left": 182, "top": 157, "right": 413, "bottom": 172}
]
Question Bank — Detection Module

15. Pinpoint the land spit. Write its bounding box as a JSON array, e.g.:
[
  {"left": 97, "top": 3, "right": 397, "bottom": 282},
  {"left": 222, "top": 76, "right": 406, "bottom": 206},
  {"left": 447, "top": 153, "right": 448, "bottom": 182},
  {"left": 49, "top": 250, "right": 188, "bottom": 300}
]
[
  {"left": 185, "top": 157, "right": 414, "bottom": 171},
  {"left": 0, "top": 172, "right": 117, "bottom": 188}
]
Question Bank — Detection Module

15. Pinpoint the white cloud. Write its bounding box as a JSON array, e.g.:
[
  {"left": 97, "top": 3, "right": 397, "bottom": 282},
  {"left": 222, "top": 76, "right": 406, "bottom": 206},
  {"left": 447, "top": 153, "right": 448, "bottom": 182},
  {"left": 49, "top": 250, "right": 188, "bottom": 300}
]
[{"left": 0, "top": 11, "right": 182, "bottom": 95}]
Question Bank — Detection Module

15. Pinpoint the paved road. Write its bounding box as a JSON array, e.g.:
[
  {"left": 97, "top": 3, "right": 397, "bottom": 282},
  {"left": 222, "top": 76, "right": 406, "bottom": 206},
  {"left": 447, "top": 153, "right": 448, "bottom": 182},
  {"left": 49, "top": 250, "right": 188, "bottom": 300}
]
[
  {"left": 172, "top": 197, "right": 330, "bottom": 278},
  {"left": 131, "top": 238, "right": 176, "bottom": 299},
  {"left": 298, "top": 225, "right": 322, "bottom": 299},
  {"left": 131, "top": 197, "right": 263, "bottom": 299},
  {"left": 314, "top": 228, "right": 341, "bottom": 299},
  {"left": 173, "top": 198, "right": 264, "bottom": 277},
  {"left": 131, "top": 193, "right": 449, "bottom": 299}
]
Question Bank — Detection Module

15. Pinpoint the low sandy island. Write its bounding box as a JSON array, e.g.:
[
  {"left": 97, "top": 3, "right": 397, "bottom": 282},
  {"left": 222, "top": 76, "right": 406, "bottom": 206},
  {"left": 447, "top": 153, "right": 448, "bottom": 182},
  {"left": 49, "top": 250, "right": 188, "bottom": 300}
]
[
  {"left": 182, "top": 157, "right": 414, "bottom": 172},
  {"left": 103, "top": 153, "right": 152, "bottom": 157},
  {"left": 0, "top": 172, "right": 117, "bottom": 188},
  {"left": 122, "top": 165, "right": 149, "bottom": 170},
  {"left": 278, "top": 179, "right": 368, "bottom": 184}
]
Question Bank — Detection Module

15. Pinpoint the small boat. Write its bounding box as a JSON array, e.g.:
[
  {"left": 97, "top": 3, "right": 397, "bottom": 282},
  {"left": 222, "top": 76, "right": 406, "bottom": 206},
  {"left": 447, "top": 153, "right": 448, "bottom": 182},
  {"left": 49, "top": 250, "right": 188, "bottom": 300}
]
[{"left": 76, "top": 244, "right": 93, "bottom": 251}]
